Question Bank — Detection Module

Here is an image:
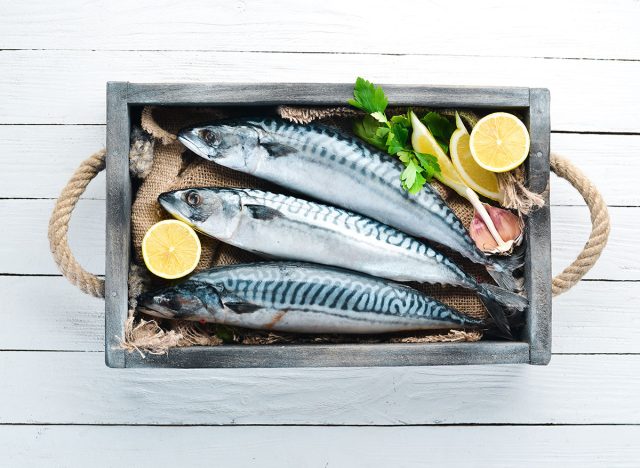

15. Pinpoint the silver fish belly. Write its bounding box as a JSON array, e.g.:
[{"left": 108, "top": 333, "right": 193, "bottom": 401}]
[
  {"left": 137, "top": 262, "right": 485, "bottom": 334},
  {"left": 161, "top": 187, "right": 475, "bottom": 287}
]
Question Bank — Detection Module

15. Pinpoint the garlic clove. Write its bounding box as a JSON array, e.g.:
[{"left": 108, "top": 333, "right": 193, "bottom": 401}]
[{"left": 471, "top": 205, "right": 524, "bottom": 254}]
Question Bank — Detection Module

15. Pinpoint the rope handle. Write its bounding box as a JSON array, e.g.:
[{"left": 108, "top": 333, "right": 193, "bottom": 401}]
[
  {"left": 48, "top": 150, "right": 609, "bottom": 299},
  {"left": 48, "top": 149, "right": 106, "bottom": 297}
]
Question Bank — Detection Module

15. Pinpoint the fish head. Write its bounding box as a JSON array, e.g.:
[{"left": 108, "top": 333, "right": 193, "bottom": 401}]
[
  {"left": 158, "top": 188, "right": 242, "bottom": 240},
  {"left": 178, "top": 123, "right": 262, "bottom": 172},
  {"left": 136, "top": 280, "right": 223, "bottom": 322}
]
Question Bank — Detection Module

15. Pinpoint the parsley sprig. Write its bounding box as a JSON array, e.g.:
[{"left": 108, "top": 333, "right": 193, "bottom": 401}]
[{"left": 349, "top": 77, "right": 449, "bottom": 194}]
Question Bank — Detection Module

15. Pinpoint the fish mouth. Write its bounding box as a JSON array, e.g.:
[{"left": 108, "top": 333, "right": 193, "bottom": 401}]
[
  {"left": 157, "top": 191, "right": 196, "bottom": 226},
  {"left": 177, "top": 129, "right": 208, "bottom": 157}
]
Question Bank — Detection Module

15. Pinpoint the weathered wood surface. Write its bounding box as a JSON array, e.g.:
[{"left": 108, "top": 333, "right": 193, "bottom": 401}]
[
  {"left": 2, "top": 50, "right": 640, "bottom": 132},
  {"left": 1, "top": 0, "right": 637, "bottom": 464},
  {"left": 2, "top": 425, "right": 639, "bottom": 468},
  {"left": 1, "top": 353, "right": 638, "bottom": 425},
  {"left": 2, "top": 0, "right": 638, "bottom": 60}
]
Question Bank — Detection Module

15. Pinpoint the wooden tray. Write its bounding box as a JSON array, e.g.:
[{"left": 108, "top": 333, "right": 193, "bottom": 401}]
[{"left": 105, "top": 82, "right": 551, "bottom": 368}]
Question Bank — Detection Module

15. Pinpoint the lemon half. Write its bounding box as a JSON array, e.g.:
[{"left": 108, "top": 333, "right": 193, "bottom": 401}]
[
  {"left": 142, "top": 219, "right": 201, "bottom": 279},
  {"left": 469, "top": 112, "right": 530, "bottom": 173}
]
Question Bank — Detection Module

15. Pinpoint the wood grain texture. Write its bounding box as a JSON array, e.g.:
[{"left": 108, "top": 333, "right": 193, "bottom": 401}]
[
  {"left": 2, "top": 50, "right": 640, "bottom": 132},
  {"left": 551, "top": 206, "right": 638, "bottom": 281},
  {"left": 550, "top": 133, "right": 640, "bottom": 207},
  {"left": 1, "top": 0, "right": 638, "bottom": 60},
  {"left": 105, "top": 82, "right": 130, "bottom": 367},
  {"left": 2, "top": 425, "right": 639, "bottom": 468},
  {"left": 2, "top": 126, "right": 637, "bottom": 205},
  {"left": 525, "top": 88, "right": 551, "bottom": 364},
  {"left": 1, "top": 353, "right": 638, "bottom": 425},
  {"left": 0, "top": 125, "right": 106, "bottom": 199},
  {"left": 0, "top": 199, "right": 105, "bottom": 275},
  {"left": 0, "top": 277, "right": 103, "bottom": 351}
]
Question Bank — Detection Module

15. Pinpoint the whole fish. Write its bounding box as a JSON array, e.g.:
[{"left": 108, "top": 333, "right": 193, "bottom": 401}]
[
  {"left": 178, "top": 117, "right": 523, "bottom": 291},
  {"left": 137, "top": 262, "right": 498, "bottom": 335},
  {"left": 159, "top": 187, "right": 526, "bottom": 334}
]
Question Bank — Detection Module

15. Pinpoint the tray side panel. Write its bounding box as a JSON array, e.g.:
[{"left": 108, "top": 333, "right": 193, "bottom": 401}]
[
  {"left": 125, "top": 82, "right": 530, "bottom": 108},
  {"left": 124, "top": 342, "right": 530, "bottom": 368},
  {"left": 525, "top": 88, "right": 552, "bottom": 365},
  {"left": 105, "top": 82, "right": 131, "bottom": 368}
]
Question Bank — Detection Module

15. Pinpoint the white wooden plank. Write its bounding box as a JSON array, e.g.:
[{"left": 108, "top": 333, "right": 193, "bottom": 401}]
[
  {"left": 551, "top": 206, "right": 638, "bottom": 281},
  {"left": 2, "top": 277, "right": 636, "bottom": 354},
  {"left": 550, "top": 133, "right": 640, "bottom": 207},
  {"left": 0, "top": 199, "right": 104, "bottom": 275},
  {"left": 3, "top": 126, "right": 635, "bottom": 206},
  {"left": 0, "top": 353, "right": 637, "bottom": 424},
  {"left": 0, "top": 277, "right": 103, "bottom": 351},
  {"left": 2, "top": 425, "right": 639, "bottom": 468},
  {"left": 1, "top": 200, "right": 633, "bottom": 280},
  {"left": 2, "top": 50, "right": 640, "bottom": 132},
  {"left": 1, "top": 0, "right": 638, "bottom": 61},
  {"left": 0, "top": 125, "right": 106, "bottom": 199},
  {"left": 552, "top": 281, "right": 640, "bottom": 354}
]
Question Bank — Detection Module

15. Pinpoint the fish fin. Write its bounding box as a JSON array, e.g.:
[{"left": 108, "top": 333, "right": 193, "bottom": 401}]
[
  {"left": 224, "top": 301, "right": 263, "bottom": 314},
  {"left": 477, "top": 291, "right": 513, "bottom": 339},
  {"left": 262, "top": 142, "right": 298, "bottom": 158},
  {"left": 245, "top": 204, "right": 284, "bottom": 221},
  {"left": 479, "top": 283, "right": 528, "bottom": 311},
  {"left": 486, "top": 245, "right": 525, "bottom": 292}
]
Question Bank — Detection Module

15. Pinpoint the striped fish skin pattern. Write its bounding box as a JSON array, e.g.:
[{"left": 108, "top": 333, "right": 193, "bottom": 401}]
[
  {"left": 178, "top": 117, "right": 491, "bottom": 268},
  {"left": 136, "top": 262, "right": 485, "bottom": 334},
  {"left": 158, "top": 187, "right": 473, "bottom": 288}
]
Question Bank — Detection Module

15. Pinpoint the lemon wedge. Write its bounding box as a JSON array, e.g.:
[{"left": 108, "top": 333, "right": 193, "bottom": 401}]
[
  {"left": 469, "top": 112, "right": 530, "bottom": 172},
  {"left": 409, "top": 111, "right": 468, "bottom": 198},
  {"left": 450, "top": 112, "right": 502, "bottom": 202},
  {"left": 142, "top": 220, "right": 201, "bottom": 279}
]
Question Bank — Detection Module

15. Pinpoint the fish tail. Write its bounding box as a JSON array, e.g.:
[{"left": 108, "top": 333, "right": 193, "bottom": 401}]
[
  {"left": 485, "top": 246, "right": 525, "bottom": 292},
  {"left": 476, "top": 291, "right": 511, "bottom": 338},
  {"left": 479, "top": 283, "right": 528, "bottom": 311}
]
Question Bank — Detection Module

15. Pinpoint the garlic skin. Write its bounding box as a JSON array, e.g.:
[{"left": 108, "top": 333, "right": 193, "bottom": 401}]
[{"left": 471, "top": 205, "right": 524, "bottom": 254}]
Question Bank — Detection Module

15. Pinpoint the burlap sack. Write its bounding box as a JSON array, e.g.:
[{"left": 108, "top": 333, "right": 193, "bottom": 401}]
[{"left": 126, "top": 105, "right": 492, "bottom": 352}]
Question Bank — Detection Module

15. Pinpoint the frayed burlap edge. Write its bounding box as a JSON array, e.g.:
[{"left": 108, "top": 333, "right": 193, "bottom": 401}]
[{"left": 122, "top": 105, "right": 494, "bottom": 356}]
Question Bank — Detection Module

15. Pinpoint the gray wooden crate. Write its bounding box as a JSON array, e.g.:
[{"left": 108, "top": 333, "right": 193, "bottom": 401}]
[{"left": 105, "top": 82, "right": 551, "bottom": 368}]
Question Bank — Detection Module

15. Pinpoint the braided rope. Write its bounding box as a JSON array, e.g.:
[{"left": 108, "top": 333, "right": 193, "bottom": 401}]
[
  {"left": 550, "top": 153, "right": 610, "bottom": 296},
  {"left": 48, "top": 150, "right": 609, "bottom": 299},
  {"left": 48, "top": 149, "right": 106, "bottom": 298}
]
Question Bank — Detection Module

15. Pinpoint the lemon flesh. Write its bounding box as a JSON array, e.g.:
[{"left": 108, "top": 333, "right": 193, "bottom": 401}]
[
  {"left": 450, "top": 112, "right": 502, "bottom": 202},
  {"left": 142, "top": 219, "right": 202, "bottom": 279},
  {"left": 469, "top": 112, "right": 530, "bottom": 173},
  {"left": 409, "top": 111, "right": 468, "bottom": 198}
]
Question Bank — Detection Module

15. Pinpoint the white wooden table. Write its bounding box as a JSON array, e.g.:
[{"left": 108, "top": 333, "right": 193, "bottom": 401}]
[{"left": 1, "top": 1, "right": 638, "bottom": 466}]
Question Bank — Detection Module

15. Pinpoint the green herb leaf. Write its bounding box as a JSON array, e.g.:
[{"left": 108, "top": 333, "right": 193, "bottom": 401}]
[
  {"left": 348, "top": 77, "right": 388, "bottom": 115},
  {"left": 400, "top": 160, "right": 419, "bottom": 190},
  {"left": 414, "top": 152, "right": 440, "bottom": 181},
  {"left": 408, "top": 171, "right": 426, "bottom": 194},
  {"left": 421, "top": 112, "right": 455, "bottom": 153},
  {"left": 353, "top": 115, "right": 387, "bottom": 151},
  {"left": 215, "top": 325, "right": 235, "bottom": 343}
]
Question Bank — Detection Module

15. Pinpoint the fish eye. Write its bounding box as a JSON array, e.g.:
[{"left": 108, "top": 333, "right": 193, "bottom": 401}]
[
  {"left": 186, "top": 191, "right": 202, "bottom": 207},
  {"left": 200, "top": 129, "right": 217, "bottom": 145}
]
